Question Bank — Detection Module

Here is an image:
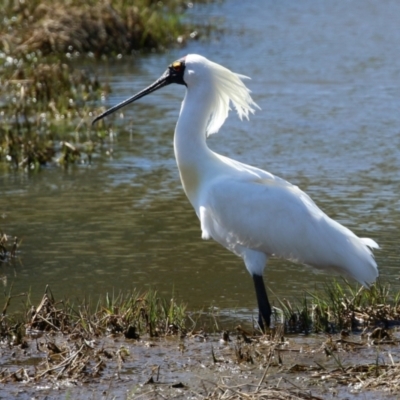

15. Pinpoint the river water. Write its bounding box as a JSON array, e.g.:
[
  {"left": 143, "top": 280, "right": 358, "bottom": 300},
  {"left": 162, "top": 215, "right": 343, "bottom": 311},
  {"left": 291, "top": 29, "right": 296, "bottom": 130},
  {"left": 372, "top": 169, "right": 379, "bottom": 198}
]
[{"left": 1, "top": 0, "right": 399, "bottom": 320}]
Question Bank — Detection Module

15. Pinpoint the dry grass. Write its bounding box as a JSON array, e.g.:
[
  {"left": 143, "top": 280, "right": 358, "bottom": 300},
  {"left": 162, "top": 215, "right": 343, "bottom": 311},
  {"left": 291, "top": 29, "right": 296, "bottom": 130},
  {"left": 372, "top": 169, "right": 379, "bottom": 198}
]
[
  {"left": 1, "top": 238, "right": 399, "bottom": 398},
  {"left": 0, "top": 284, "right": 399, "bottom": 398},
  {"left": 0, "top": 0, "right": 205, "bottom": 170},
  {"left": 0, "top": 285, "right": 187, "bottom": 384},
  {"left": 1, "top": 0, "right": 197, "bottom": 57}
]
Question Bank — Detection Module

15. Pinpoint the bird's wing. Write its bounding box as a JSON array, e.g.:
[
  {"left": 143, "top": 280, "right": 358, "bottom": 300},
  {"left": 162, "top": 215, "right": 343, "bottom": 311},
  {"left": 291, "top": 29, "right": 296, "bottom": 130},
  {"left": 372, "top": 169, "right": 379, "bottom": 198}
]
[
  {"left": 199, "top": 174, "right": 323, "bottom": 256},
  {"left": 198, "top": 174, "right": 378, "bottom": 285}
]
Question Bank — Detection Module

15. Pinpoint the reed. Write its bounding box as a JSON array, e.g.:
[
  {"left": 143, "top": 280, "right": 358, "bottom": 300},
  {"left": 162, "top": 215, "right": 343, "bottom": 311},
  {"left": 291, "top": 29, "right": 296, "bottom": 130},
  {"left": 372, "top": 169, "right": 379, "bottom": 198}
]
[
  {"left": 0, "top": 0, "right": 205, "bottom": 169},
  {"left": 277, "top": 279, "right": 400, "bottom": 333}
]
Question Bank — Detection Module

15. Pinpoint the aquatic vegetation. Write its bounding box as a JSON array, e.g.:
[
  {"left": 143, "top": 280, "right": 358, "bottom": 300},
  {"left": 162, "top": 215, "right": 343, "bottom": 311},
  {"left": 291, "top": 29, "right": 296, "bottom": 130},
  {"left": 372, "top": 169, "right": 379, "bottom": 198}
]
[
  {"left": 1, "top": 0, "right": 198, "bottom": 57},
  {"left": 0, "top": 0, "right": 205, "bottom": 169},
  {"left": 278, "top": 279, "right": 400, "bottom": 334},
  {"left": 0, "top": 232, "right": 20, "bottom": 263},
  {"left": 0, "top": 57, "right": 106, "bottom": 168},
  {"left": 0, "top": 283, "right": 399, "bottom": 398},
  {"left": 0, "top": 286, "right": 187, "bottom": 385},
  {"left": 18, "top": 286, "right": 187, "bottom": 339}
]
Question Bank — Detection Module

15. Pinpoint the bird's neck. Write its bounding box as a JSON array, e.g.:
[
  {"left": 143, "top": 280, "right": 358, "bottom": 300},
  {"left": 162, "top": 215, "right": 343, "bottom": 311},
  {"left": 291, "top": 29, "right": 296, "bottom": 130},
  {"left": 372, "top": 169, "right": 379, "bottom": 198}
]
[{"left": 173, "top": 86, "right": 216, "bottom": 206}]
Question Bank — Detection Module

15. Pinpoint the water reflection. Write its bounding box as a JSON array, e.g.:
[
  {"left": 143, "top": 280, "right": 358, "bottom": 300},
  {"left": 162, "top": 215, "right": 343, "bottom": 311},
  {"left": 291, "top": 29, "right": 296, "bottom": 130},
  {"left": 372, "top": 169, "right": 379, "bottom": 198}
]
[{"left": 1, "top": 0, "right": 400, "bottom": 317}]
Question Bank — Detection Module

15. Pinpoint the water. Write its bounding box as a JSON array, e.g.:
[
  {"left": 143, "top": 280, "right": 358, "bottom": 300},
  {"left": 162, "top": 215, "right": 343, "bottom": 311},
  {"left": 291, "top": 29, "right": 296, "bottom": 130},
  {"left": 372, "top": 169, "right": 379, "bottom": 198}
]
[{"left": 1, "top": 0, "right": 400, "bottom": 317}]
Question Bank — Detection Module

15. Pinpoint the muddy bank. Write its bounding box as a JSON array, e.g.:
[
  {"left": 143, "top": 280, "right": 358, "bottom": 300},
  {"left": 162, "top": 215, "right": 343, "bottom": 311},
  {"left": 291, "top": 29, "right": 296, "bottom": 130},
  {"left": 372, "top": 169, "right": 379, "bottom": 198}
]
[
  {"left": 1, "top": 288, "right": 399, "bottom": 399},
  {"left": 2, "top": 240, "right": 399, "bottom": 399},
  {"left": 2, "top": 328, "right": 400, "bottom": 399}
]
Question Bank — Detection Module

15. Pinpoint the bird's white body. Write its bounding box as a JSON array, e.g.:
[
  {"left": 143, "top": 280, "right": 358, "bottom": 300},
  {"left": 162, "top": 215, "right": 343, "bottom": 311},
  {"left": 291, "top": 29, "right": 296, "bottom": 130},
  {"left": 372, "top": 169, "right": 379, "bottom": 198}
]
[{"left": 174, "top": 54, "right": 378, "bottom": 286}]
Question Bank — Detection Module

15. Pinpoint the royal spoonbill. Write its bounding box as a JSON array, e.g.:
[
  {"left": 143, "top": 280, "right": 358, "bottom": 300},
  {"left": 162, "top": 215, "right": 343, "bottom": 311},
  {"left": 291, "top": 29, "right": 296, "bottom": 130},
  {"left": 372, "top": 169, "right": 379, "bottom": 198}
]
[{"left": 93, "top": 54, "right": 379, "bottom": 330}]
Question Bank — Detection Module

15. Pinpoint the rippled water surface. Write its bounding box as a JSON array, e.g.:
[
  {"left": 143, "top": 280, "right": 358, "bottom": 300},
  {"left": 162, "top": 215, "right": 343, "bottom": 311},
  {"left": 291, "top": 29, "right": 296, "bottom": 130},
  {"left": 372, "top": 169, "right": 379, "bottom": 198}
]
[{"left": 1, "top": 0, "right": 399, "bottom": 318}]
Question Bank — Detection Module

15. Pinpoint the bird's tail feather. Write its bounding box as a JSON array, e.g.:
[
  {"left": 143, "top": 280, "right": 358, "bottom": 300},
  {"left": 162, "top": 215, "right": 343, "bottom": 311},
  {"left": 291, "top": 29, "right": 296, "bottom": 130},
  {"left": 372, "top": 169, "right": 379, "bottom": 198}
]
[
  {"left": 346, "top": 237, "right": 379, "bottom": 288},
  {"left": 360, "top": 237, "right": 380, "bottom": 250}
]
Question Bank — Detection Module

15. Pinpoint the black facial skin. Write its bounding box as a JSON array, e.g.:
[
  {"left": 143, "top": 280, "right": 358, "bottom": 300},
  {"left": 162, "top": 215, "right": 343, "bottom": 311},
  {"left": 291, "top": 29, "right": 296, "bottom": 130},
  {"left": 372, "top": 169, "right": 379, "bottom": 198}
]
[
  {"left": 167, "top": 58, "right": 186, "bottom": 86},
  {"left": 92, "top": 58, "right": 186, "bottom": 126}
]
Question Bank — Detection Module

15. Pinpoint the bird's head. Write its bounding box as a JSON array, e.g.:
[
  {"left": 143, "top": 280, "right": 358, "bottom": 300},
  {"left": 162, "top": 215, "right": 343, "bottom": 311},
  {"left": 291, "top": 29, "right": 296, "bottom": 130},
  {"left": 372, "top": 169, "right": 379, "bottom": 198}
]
[{"left": 92, "top": 54, "right": 259, "bottom": 135}]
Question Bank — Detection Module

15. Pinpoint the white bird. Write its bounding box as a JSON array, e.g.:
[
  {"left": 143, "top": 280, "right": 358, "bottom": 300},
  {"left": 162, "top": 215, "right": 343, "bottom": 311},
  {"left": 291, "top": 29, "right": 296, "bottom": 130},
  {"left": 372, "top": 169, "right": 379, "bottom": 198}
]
[{"left": 93, "top": 54, "right": 379, "bottom": 330}]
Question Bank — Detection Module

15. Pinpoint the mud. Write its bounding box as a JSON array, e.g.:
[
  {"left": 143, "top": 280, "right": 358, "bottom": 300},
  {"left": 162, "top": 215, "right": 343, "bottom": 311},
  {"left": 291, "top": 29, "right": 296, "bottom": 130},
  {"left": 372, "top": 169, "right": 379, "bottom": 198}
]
[{"left": 1, "top": 326, "right": 399, "bottom": 399}]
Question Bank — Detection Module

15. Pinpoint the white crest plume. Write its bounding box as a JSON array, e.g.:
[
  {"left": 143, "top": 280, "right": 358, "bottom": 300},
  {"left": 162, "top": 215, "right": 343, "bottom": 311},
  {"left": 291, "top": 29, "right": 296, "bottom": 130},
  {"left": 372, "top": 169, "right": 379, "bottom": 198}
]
[{"left": 205, "top": 59, "right": 260, "bottom": 136}]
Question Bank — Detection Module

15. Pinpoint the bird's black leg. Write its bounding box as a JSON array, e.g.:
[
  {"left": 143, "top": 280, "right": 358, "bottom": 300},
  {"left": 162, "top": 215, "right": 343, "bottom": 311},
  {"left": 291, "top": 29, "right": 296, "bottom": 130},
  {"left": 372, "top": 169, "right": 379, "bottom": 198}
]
[{"left": 252, "top": 274, "right": 271, "bottom": 331}]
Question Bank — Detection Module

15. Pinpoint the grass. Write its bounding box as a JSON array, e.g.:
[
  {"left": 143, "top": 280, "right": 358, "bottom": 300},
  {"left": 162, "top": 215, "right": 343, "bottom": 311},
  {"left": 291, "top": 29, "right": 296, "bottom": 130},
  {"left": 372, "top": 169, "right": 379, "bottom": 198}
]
[
  {"left": 2, "top": 236, "right": 400, "bottom": 397},
  {"left": 1, "top": 231, "right": 398, "bottom": 338},
  {"left": 1, "top": 0, "right": 198, "bottom": 57},
  {"left": 0, "top": 59, "right": 106, "bottom": 168},
  {"left": 0, "top": 0, "right": 208, "bottom": 170},
  {"left": 2, "top": 278, "right": 399, "bottom": 346},
  {"left": 20, "top": 285, "right": 188, "bottom": 339},
  {"left": 0, "top": 279, "right": 399, "bottom": 398},
  {"left": 277, "top": 278, "right": 400, "bottom": 334},
  {"left": 0, "top": 285, "right": 188, "bottom": 383}
]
